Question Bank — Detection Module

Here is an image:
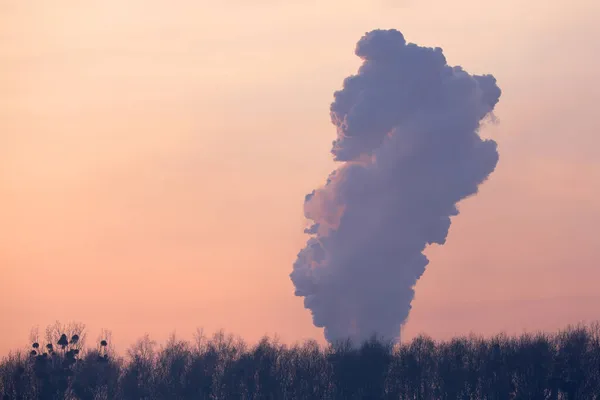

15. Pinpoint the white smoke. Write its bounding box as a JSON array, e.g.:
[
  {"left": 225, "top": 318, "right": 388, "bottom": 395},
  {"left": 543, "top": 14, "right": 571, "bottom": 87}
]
[{"left": 290, "top": 29, "right": 501, "bottom": 343}]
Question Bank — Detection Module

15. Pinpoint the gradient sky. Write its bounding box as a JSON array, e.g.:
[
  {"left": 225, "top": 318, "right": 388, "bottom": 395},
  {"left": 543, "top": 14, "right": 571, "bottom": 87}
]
[{"left": 2, "top": 0, "right": 600, "bottom": 355}]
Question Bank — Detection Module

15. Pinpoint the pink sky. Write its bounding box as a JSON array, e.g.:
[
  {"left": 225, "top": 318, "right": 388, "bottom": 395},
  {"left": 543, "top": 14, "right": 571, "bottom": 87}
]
[{"left": 1, "top": 0, "right": 600, "bottom": 355}]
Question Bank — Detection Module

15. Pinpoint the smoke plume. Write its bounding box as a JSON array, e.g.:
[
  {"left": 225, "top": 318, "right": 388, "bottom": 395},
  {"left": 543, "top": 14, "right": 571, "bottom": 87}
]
[{"left": 290, "top": 29, "right": 501, "bottom": 343}]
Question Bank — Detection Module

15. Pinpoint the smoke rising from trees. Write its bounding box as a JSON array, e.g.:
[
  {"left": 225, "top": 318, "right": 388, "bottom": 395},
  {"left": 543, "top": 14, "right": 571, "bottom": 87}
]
[{"left": 291, "top": 29, "right": 502, "bottom": 343}]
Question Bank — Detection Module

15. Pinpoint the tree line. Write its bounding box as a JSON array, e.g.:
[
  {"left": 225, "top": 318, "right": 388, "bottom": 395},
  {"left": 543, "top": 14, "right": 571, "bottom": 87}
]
[{"left": 1, "top": 322, "right": 600, "bottom": 399}]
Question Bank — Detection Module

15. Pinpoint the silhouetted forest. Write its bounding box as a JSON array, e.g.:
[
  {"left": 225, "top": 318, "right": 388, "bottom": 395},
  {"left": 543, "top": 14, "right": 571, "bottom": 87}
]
[{"left": 2, "top": 322, "right": 600, "bottom": 399}]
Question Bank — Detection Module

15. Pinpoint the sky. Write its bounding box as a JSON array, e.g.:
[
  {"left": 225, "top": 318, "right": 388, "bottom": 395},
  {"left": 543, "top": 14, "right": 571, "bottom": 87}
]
[{"left": 1, "top": 0, "right": 600, "bottom": 355}]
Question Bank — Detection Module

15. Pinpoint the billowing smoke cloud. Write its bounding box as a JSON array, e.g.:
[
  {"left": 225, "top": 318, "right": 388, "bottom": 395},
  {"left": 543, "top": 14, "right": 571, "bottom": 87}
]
[{"left": 290, "top": 29, "right": 501, "bottom": 344}]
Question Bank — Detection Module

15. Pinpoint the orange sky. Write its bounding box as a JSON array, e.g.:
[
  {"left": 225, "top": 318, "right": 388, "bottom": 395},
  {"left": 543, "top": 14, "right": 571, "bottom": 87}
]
[{"left": 1, "top": 0, "right": 600, "bottom": 355}]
